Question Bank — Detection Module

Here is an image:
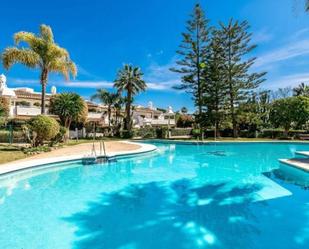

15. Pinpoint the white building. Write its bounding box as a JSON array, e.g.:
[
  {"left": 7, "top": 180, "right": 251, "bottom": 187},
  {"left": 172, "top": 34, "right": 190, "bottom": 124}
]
[{"left": 0, "top": 74, "right": 176, "bottom": 128}]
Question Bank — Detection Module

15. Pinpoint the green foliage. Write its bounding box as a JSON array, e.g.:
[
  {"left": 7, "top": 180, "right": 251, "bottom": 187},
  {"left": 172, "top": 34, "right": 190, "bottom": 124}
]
[
  {"left": 293, "top": 83, "right": 309, "bottom": 97},
  {"left": 0, "top": 97, "right": 10, "bottom": 119},
  {"left": 120, "top": 130, "right": 134, "bottom": 139},
  {"left": 114, "top": 64, "right": 146, "bottom": 132},
  {"left": 156, "top": 127, "right": 168, "bottom": 139},
  {"left": 176, "top": 114, "right": 194, "bottom": 128},
  {"left": 16, "top": 100, "right": 31, "bottom": 106},
  {"left": 49, "top": 126, "right": 67, "bottom": 146},
  {"left": 270, "top": 96, "right": 309, "bottom": 134},
  {"left": 27, "top": 115, "right": 60, "bottom": 146},
  {"left": 22, "top": 145, "right": 52, "bottom": 155},
  {"left": 49, "top": 93, "right": 87, "bottom": 129},
  {"left": 171, "top": 5, "right": 266, "bottom": 138},
  {"left": 91, "top": 89, "right": 120, "bottom": 128},
  {"left": 202, "top": 29, "right": 227, "bottom": 133},
  {"left": 216, "top": 20, "right": 266, "bottom": 137},
  {"left": 171, "top": 128, "right": 192, "bottom": 137},
  {"left": 171, "top": 3, "right": 209, "bottom": 122},
  {"left": 2, "top": 24, "right": 77, "bottom": 114},
  {"left": 192, "top": 129, "right": 202, "bottom": 138},
  {"left": 133, "top": 127, "right": 156, "bottom": 138}
]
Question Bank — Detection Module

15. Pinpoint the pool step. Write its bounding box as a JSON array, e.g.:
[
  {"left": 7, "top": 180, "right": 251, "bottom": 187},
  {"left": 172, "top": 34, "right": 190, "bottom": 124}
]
[
  {"left": 295, "top": 151, "right": 309, "bottom": 157},
  {"left": 279, "top": 158, "right": 309, "bottom": 172}
]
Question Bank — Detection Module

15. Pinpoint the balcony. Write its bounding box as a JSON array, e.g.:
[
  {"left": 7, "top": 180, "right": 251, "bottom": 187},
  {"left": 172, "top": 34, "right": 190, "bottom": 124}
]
[
  {"left": 150, "top": 119, "right": 175, "bottom": 125},
  {"left": 13, "top": 106, "right": 49, "bottom": 116},
  {"left": 87, "top": 112, "right": 103, "bottom": 119}
]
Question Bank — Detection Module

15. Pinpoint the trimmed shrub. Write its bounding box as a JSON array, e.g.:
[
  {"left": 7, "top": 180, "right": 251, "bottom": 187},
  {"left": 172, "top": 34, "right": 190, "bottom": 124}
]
[
  {"left": 50, "top": 126, "right": 67, "bottom": 146},
  {"left": 121, "top": 130, "right": 134, "bottom": 139},
  {"left": 192, "top": 129, "right": 201, "bottom": 138},
  {"left": 156, "top": 127, "right": 168, "bottom": 138},
  {"left": 28, "top": 115, "right": 60, "bottom": 146},
  {"left": 171, "top": 128, "right": 192, "bottom": 137},
  {"left": 133, "top": 127, "right": 156, "bottom": 138},
  {"left": 258, "top": 129, "right": 307, "bottom": 139}
]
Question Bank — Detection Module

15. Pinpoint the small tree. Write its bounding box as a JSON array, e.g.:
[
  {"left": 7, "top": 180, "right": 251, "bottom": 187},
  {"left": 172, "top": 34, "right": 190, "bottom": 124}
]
[
  {"left": 91, "top": 89, "right": 120, "bottom": 128},
  {"left": 0, "top": 97, "right": 10, "bottom": 126},
  {"left": 28, "top": 115, "right": 60, "bottom": 146},
  {"left": 0, "top": 97, "right": 10, "bottom": 117},
  {"left": 49, "top": 93, "right": 88, "bottom": 130},
  {"left": 270, "top": 96, "right": 309, "bottom": 135},
  {"left": 114, "top": 64, "right": 146, "bottom": 132}
]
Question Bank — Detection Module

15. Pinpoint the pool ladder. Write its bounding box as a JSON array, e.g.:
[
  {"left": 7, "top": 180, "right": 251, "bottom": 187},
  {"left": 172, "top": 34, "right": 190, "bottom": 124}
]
[{"left": 82, "top": 140, "right": 109, "bottom": 165}]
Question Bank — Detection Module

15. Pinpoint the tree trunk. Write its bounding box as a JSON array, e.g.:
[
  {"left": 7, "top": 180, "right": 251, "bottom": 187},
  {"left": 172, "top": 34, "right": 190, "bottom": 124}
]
[
  {"left": 126, "top": 87, "right": 132, "bottom": 132},
  {"left": 108, "top": 106, "right": 111, "bottom": 127},
  {"left": 40, "top": 68, "right": 48, "bottom": 115}
]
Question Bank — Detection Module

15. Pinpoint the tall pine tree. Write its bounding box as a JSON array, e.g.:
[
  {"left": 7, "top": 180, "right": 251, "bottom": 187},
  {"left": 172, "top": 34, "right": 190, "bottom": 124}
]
[
  {"left": 171, "top": 4, "right": 209, "bottom": 136},
  {"left": 218, "top": 19, "right": 266, "bottom": 137},
  {"left": 202, "top": 30, "right": 227, "bottom": 137}
]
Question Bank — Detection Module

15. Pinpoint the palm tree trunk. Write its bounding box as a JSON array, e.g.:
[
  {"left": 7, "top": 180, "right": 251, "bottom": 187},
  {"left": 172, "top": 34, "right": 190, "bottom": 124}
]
[
  {"left": 40, "top": 68, "right": 48, "bottom": 115},
  {"left": 126, "top": 87, "right": 132, "bottom": 131},
  {"left": 108, "top": 106, "right": 111, "bottom": 127}
]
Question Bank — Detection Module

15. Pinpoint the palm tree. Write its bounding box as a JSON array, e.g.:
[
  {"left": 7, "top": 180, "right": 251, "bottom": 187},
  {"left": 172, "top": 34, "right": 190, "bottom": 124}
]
[
  {"left": 2, "top": 24, "right": 77, "bottom": 114},
  {"left": 49, "top": 93, "right": 87, "bottom": 139},
  {"left": 114, "top": 96, "right": 125, "bottom": 127},
  {"left": 91, "top": 89, "right": 120, "bottom": 128},
  {"left": 306, "top": 0, "right": 309, "bottom": 11},
  {"left": 114, "top": 64, "right": 147, "bottom": 132},
  {"left": 293, "top": 83, "right": 309, "bottom": 97}
]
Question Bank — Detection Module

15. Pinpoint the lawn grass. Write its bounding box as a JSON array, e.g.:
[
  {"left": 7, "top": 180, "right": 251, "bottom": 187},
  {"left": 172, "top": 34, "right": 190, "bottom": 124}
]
[{"left": 0, "top": 144, "right": 28, "bottom": 164}]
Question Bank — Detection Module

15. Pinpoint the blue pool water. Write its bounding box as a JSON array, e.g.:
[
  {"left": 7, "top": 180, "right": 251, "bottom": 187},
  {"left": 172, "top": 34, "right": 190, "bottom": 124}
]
[{"left": 0, "top": 142, "right": 308, "bottom": 249}]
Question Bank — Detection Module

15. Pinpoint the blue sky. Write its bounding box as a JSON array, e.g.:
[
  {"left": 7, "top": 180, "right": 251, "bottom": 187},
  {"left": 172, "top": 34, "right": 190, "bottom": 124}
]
[{"left": 0, "top": 0, "right": 309, "bottom": 112}]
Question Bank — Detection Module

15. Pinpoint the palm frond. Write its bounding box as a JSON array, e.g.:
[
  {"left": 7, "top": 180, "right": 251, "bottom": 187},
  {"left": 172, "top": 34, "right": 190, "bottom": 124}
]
[
  {"left": 2, "top": 47, "right": 40, "bottom": 69},
  {"left": 40, "top": 24, "right": 54, "bottom": 43},
  {"left": 49, "top": 59, "right": 77, "bottom": 80}
]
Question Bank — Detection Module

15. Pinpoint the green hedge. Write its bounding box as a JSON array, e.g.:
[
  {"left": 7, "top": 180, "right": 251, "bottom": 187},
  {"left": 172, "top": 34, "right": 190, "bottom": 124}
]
[
  {"left": 171, "top": 128, "right": 192, "bottom": 136},
  {"left": 258, "top": 129, "right": 308, "bottom": 139},
  {"left": 0, "top": 130, "right": 25, "bottom": 143}
]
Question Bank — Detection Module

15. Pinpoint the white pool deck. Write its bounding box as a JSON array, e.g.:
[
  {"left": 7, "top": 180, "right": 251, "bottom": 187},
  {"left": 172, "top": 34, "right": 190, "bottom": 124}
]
[
  {"left": 279, "top": 151, "right": 309, "bottom": 172},
  {"left": 0, "top": 142, "right": 157, "bottom": 176}
]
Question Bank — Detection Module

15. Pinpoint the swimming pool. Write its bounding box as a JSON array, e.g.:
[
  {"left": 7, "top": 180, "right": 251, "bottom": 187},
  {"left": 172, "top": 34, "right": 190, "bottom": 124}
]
[{"left": 0, "top": 142, "right": 308, "bottom": 249}]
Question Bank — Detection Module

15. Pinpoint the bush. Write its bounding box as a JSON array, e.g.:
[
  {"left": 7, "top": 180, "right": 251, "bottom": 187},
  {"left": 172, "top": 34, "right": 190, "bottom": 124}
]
[
  {"left": 50, "top": 126, "right": 67, "bottom": 146},
  {"left": 156, "top": 127, "right": 168, "bottom": 138},
  {"left": 133, "top": 127, "right": 156, "bottom": 138},
  {"left": 258, "top": 129, "right": 307, "bottom": 139},
  {"left": 171, "top": 128, "right": 192, "bottom": 136},
  {"left": 121, "top": 130, "right": 134, "bottom": 139},
  {"left": 28, "top": 115, "right": 60, "bottom": 146},
  {"left": 192, "top": 129, "right": 201, "bottom": 138},
  {"left": 22, "top": 145, "right": 52, "bottom": 155}
]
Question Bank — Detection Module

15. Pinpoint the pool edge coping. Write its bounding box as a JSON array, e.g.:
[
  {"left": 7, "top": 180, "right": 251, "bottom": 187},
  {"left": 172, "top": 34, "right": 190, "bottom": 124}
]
[{"left": 0, "top": 141, "right": 157, "bottom": 176}]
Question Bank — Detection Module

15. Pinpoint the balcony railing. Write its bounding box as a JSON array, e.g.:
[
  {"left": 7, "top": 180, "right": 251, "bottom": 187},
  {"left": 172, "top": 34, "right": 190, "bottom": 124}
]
[
  {"left": 13, "top": 106, "right": 49, "bottom": 116},
  {"left": 87, "top": 112, "right": 103, "bottom": 119}
]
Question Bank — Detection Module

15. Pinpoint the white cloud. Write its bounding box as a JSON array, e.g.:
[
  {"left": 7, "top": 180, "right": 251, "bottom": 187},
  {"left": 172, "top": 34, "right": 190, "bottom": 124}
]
[
  {"left": 7, "top": 59, "right": 182, "bottom": 92},
  {"left": 62, "top": 81, "right": 114, "bottom": 88},
  {"left": 252, "top": 29, "right": 273, "bottom": 44},
  {"left": 255, "top": 39, "right": 309, "bottom": 68},
  {"left": 9, "top": 78, "right": 38, "bottom": 85},
  {"left": 143, "top": 60, "right": 181, "bottom": 91},
  {"left": 264, "top": 72, "right": 309, "bottom": 89},
  {"left": 254, "top": 28, "right": 309, "bottom": 69}
]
